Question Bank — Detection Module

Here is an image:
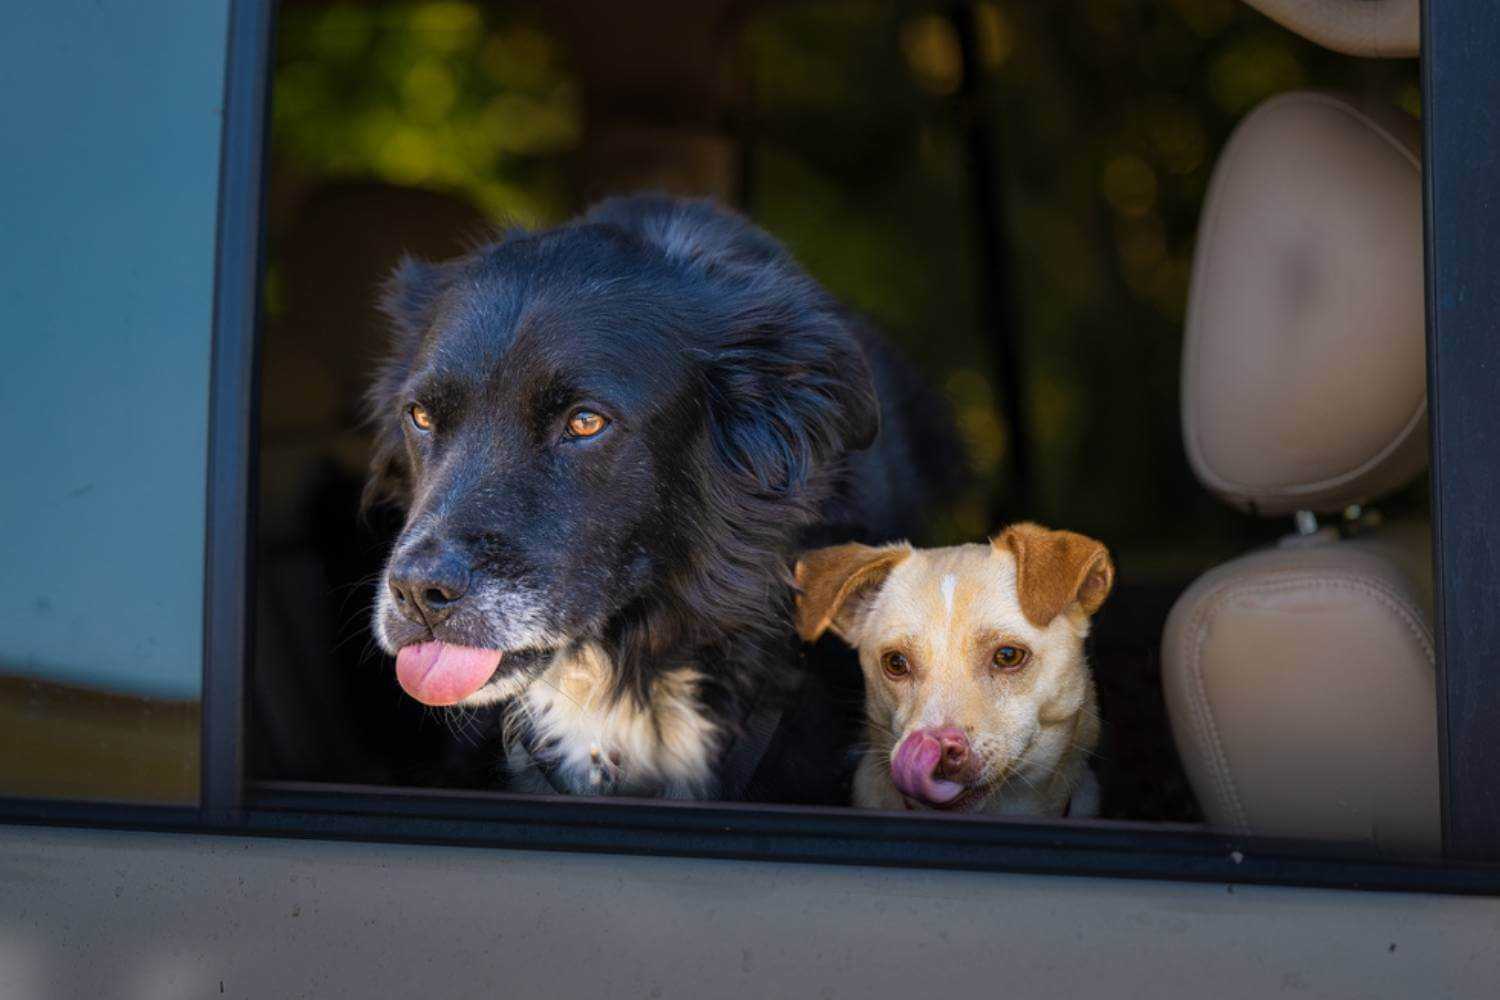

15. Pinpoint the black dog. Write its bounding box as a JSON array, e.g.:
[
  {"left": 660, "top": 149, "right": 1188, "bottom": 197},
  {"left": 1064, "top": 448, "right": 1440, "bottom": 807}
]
[{"left": 366, "top": 194, "right": 958, "bottom": 803}]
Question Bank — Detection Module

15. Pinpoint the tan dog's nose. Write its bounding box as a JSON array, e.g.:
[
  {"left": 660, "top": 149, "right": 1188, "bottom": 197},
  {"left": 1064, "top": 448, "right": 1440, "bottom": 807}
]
[{"left": 933, "top": 727, "right": 973, "bottom": 780}]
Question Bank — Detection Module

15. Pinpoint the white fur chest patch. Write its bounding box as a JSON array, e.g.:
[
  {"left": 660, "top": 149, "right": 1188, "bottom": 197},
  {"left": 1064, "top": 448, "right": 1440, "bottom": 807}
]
[{"left": 504, "top": 643, "right": 722, "bottom": 798}]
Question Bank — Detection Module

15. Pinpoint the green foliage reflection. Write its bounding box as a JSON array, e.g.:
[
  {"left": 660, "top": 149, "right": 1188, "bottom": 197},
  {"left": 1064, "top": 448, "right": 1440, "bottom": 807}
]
[{"left": 274, "top": 2, "right": 579, "bottom": 224}]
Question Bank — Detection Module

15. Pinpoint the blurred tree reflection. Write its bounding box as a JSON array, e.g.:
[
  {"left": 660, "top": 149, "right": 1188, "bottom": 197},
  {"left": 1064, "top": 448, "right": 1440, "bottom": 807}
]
[
  {"left": 269, "top": 0, "right": 1419, "bottom": 573},
  {"left": 273, "top": 2, "right": 580, "bottom": 225}
]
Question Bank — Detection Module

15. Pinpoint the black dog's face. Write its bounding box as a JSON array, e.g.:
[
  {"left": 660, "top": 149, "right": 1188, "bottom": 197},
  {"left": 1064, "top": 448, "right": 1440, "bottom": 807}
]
[{"left": 367, "top": 197, "right": 878, "bottom": 708}]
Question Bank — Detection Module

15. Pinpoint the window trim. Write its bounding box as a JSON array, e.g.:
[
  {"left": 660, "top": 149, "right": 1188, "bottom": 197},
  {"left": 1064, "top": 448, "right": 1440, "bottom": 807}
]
[
  {"left": 201, "top": 0, "right": 273, "bottom": 825},
  {"left": 1422, "top": 0, "right": 1500, "bottom": 864},
  {"left": 3, "top": 783, "right": 1500, "bottom": 896},
  {"left": 5, "top": 0, "right": 1499, "bottom": 894}
]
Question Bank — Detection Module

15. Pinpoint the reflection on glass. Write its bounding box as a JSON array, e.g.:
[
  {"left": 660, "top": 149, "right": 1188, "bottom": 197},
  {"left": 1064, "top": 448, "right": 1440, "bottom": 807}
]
[
  {"left": 0, "top": 2, "right": 230, "bottom": 804},
  {"left": 0, "top": 677, "right": 198, "bottom": 804}
]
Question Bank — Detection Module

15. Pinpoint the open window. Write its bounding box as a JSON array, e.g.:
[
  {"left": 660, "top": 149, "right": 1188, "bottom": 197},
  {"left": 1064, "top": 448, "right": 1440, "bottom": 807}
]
[{"left": 5, "top": 0, "right": 1499, "bottom": 891}]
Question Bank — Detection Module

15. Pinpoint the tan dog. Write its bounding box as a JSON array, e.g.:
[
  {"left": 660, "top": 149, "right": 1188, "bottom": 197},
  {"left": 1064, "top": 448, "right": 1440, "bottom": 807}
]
[{"left": 796, "top": 523, "right": 1113, "bottom": 817}]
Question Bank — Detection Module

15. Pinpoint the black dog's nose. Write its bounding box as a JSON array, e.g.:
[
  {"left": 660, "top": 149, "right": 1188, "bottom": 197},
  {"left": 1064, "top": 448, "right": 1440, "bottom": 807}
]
[{"left": 388, "top": 546, "right": 472, "bottom": 627}]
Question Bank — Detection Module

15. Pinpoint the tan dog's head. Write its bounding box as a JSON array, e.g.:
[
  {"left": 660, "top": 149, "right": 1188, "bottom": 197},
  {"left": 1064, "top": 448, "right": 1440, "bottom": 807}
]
[{"left": 796, "top": 523, "right": 1113, "bottom": 812}]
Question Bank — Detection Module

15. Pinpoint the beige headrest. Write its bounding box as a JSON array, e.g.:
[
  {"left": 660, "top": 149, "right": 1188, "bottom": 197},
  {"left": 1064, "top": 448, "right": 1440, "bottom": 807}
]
[
  {"left": 1182, "top": 92, "right": 1425, "bottom": 517},
  {"left": 1241, "top": 0, "right": 1418, "bottom": 58}
]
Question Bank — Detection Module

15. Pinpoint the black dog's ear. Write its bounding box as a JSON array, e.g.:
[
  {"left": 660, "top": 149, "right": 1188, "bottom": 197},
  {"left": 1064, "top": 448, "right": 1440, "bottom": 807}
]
[
  {"left": 700, "top": 291, "right": 880, "bottom": 496},
  {"left": 589, "top": 195, "right": 881, "bottom": 493},
  {"left": 361, "top": 255, "right": 452, "bottom": 512},
  {"left": 379, "top": 254, "right": 450, "bottom": 339}
]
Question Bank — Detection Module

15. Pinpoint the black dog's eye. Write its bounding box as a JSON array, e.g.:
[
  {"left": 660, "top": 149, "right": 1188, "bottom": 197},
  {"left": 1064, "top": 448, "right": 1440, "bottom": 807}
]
[
  {"left": 881, "top": 650, "right": 911, "bottom": 679},
  {"left": 993, "top": 644, "right": 1029, "bottom": 671},
  {"left": 409, "top": 403, "right": 434, "bottom": 432},
  {"left": 565, "top": 409, "right": 609, "bottom": 439}
]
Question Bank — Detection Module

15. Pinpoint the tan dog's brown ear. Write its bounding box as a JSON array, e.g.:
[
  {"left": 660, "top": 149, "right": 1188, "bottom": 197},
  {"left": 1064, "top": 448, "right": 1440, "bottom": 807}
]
[
  {"left": 993, "top": 522, "right": 1114, "bottom": 628},
  {"left": 794, "top": 542, "right": 910, "bottom": 643}
]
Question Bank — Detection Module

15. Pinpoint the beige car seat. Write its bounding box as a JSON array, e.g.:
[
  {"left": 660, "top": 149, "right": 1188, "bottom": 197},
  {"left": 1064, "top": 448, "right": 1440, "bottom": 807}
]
[{"left": 1161, "top": 89, "right": 1437, "bottom": 855}]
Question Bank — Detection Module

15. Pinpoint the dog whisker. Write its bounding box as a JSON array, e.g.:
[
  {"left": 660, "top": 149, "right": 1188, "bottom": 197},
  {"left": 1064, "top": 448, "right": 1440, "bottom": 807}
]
[
  {"left": 328, "top": 616, "right": 375, "bottom": 657},
  {"left": 861, "top": 714, "right": 899, "bottom": 740}
]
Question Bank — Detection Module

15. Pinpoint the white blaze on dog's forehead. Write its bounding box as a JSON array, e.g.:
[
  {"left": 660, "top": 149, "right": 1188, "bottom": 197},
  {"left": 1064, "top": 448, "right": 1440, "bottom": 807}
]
[{"left": 939, "top": 573, "right": 957, "bottom": 628}]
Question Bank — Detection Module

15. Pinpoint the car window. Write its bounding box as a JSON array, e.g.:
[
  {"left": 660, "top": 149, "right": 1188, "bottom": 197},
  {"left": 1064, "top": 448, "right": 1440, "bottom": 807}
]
[{"left": 0, "top": 1, "right": 232, "bottom": 803}]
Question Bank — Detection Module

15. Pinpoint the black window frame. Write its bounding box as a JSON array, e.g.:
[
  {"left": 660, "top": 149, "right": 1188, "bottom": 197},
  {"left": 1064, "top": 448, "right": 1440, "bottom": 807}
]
[{"left": 4, "top": 0, "right": 1499, "bottom": 894}]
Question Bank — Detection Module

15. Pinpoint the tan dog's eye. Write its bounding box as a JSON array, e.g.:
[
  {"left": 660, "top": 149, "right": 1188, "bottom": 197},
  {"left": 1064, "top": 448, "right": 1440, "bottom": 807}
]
[
  {"left": 566, "top": 409, "right": 608, "bottom": 438},
  {"left": 409, "top": 403, "right": 433, "bottom": 432},
  {"left": 881, "top": 650, "right": 911, "bottom": 679},
  {"left": 993, "top": 645, "right": 1029, "bottom": 670}
]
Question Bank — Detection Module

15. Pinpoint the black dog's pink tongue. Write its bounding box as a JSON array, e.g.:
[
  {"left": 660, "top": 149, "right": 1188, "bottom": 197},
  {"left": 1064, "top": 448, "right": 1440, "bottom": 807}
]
[
  {"left": 395, "top": 642, "right": 502, "bottom": 706},
  {"left": 891, "top": 732, "right": 966, "bottom": 806}
]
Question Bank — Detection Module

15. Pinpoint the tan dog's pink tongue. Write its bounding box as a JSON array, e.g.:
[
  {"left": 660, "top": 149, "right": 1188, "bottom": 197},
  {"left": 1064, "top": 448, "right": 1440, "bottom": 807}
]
[
  {"left": 395, "top": 642, "right": 503, "bottom": 706},
  {"left": 891, "top": 731, "right": 966, "bottom": 805}
]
